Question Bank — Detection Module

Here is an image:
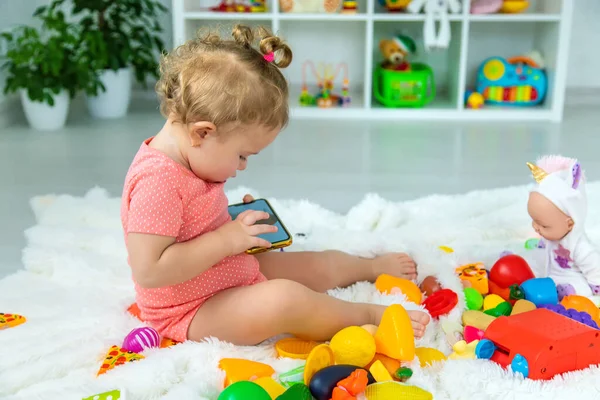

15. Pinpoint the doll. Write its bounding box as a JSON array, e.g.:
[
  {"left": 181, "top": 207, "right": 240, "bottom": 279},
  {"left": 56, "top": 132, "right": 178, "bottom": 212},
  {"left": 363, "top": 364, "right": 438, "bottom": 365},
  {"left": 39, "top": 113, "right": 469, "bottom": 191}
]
[{"left": 526, "top": 155, "right": 600, "bottom": 300}]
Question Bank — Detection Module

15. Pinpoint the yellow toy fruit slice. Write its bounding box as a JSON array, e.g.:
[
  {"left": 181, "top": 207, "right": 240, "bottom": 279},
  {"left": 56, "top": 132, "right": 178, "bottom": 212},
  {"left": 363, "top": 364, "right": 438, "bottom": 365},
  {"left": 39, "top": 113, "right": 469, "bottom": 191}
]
[
  {"left": 329, "top": 326, "right": 376, "bottom": 368},
  {"left": 374, "top": 304, "right": 415, "bottom": 361},
  {"left": 375, "top": 274, "right": 423, "bottom": 305},
  {"left": 253, "top": 376, "right": 286, "bottom": 399},
  {"left": 303, "top": 344, "right": 335, "bottom": 385},
  {"left": 364, "top": 381, "right": 433, "bottom": 400},
  {"left": 219, "top": 358, "right": 275, "bottom": 387},
  {"left": 369, "top": 360, "right": 393, "bottom": 382},
  {"left": 414, "top": 347, "right": 447, "bottom": 368},
  {"left": 275, "top": 338, "right": 319, "bottom": 360},
  {"left": 365, "top": 353, "right": 401, "bottom": 377},
  {"left": 483, "top": 294, "right": 504, "bottom": 311}
]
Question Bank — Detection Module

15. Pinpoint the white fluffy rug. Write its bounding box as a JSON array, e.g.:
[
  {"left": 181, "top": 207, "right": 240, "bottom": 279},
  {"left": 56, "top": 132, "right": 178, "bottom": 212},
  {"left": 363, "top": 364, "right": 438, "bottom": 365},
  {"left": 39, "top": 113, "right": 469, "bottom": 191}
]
[{"left": 3, "top": 184, "right": 600, "bottom": 400}]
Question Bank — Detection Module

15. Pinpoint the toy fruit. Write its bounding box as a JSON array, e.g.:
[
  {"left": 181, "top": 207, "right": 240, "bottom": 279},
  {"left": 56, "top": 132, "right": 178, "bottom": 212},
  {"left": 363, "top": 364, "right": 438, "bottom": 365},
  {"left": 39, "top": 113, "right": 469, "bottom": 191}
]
[
  {"left": 489, "top": 254, "right": 535, "bottom": 288},
  {"left": 414, "top": 347, "right": 447, "bottom": 367},
  {"left": 455, "top": 263, "right": 489, "bottom": 294},
  {"left": 499, "top": 0, "right": 529, "bottom": 13},
  {"left": 520, "top": 277, "right": 558, "bottom": 306},
  {"left": 309, "top": 365, "right": 374, "bottom": 400},
  {"left": 361, "top": 324, "right": 378, "bottom": 336},
  {"left": 218, "top": 359, "right": 275, "bottom": 387},
  {"left": 218, "top": 381, "right": 271, "bottom": 400},
  {"left": 304, "top": 344, "right": 335, "bottom": 385},
  {"left": 464, "top": 287, "right": 484, "bottom": 310},
  {"left": 484, "top": 301, "right": 512, "bottom": 317},
  {"left": 394, "top": 367, "right": 413, "bottom": 382},
  {"left": 369, "top": 360, "right": 393, "bottom": 382},
  {"left": 464, "top": 326, "right": 485, "bottom": 343},
  {"left": 330, "top": 326, "right": 376, "bottom": 367},
  {"left": 375, "top": 274, "right": 423, "bottom": 304},
  {"left": 365, "top": 353, "right": 400, "bottom": 377},
  {"left": 374, "top": 304, "right": 415, "bottom": 361},
  {"left": 560, "top": 295, "right": 600, "bottom": 325},
  {"left": 122, "top": 326, "right": 161, "bottom": 353},
  {"left": 462, "top": 310, "right": 496, "bottom": 331},
  {"left": 483, "top": 294, "right": 505, "bottom": 311},
  {"left": 254, "top": 377, "right": 286, "bottom": 399},
  {"left": 539, "top": 303, "right": 599, "bottom": 330},
  {"left": 510, "top": 299, "right": 536, "bottom": 315},
  {"left": 276, "top": 383, "right": 312, "bottom": 400},
  {"left": 364, "top": 381, "right": 433, "bottom": 400},
  {"left": 276, "top": 337, "right": 319, "bottom": 359},
  {"left": 420, "top": 276, "right": 442, "bottom": 296},
  {"left": 423, "top": 288, "right": 458, "bottom": 318},
  {"left": 336, "top": 368, "right": 369, "bottom": 395}
]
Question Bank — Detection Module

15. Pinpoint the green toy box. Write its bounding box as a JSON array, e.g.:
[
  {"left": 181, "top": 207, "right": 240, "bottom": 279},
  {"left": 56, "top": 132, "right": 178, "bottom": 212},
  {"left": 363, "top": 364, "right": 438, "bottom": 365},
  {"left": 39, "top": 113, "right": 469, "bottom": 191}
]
[{"left": 373, "top": 63, "right": 435, "bottom": 108}]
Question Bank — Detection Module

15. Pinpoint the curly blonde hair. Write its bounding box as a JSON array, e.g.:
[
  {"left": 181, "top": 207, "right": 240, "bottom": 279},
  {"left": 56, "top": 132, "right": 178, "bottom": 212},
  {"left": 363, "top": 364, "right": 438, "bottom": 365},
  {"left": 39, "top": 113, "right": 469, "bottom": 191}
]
[{"left": 156, "top": 25, "right": 293, "bottom": 131}]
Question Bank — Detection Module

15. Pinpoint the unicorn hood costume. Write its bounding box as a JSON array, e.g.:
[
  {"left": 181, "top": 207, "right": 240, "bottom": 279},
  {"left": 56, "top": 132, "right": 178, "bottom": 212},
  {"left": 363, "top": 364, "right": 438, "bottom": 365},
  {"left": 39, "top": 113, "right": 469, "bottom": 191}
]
[{"left": 527, "top": 155, "right": 600, "bottom": 299}]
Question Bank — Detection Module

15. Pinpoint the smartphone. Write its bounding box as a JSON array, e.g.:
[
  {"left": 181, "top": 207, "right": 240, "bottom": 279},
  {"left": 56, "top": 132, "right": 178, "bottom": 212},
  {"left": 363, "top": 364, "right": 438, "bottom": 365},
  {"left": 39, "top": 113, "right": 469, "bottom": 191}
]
[{"left": 228, "top": 198, "right": 292, "bottom": 254}]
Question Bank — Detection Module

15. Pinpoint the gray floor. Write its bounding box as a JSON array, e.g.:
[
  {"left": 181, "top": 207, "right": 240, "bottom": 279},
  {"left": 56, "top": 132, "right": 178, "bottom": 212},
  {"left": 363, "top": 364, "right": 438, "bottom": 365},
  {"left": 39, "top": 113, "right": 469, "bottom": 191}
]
[{"left": 2, "top": 101, "right": 600, "bottom": 278}]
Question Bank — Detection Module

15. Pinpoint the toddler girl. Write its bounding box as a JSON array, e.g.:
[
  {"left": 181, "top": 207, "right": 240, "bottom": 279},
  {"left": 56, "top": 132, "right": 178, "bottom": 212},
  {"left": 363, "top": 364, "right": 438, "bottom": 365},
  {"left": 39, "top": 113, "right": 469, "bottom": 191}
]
[
  {"left": 526, "top": 155, "right": 600, "bottom": 300},
  {"left": 121, "top": 25, "right": 430, "bottom": 346}
]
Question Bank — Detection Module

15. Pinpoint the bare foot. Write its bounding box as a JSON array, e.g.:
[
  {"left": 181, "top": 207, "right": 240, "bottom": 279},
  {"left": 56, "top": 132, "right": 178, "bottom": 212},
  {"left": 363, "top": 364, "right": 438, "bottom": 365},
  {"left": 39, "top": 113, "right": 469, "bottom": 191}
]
[
  {"left": 408, "top": 310, "right": 430, "bottom": 339},
  {"left": 371, "top": 253, "right": 418, "bottom": 281}
]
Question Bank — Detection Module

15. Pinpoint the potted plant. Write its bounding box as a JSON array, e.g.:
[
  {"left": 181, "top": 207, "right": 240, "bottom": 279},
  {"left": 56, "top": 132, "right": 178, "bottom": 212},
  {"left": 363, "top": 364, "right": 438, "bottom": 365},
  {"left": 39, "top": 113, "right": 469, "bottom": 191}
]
[
  {"left": 0, "top": 4, "right": 101, "bottom": 130},
  {"left": 51, "top": 0, "right": 167, "bottom": 119}
]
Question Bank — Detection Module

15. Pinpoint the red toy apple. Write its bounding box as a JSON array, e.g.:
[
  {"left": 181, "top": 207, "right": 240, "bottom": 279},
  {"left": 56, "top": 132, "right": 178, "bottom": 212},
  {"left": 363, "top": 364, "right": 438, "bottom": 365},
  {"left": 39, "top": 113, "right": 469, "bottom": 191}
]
[{"left": 489, "top": 254, "right": 535, "bottom": 289}]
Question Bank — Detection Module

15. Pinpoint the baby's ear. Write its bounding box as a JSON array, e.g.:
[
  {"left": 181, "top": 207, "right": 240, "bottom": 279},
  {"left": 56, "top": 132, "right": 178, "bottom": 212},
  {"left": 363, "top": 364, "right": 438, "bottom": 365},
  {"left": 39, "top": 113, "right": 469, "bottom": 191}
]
[{"left": 571, "top": 161, "right": 582, "bottom": 189}]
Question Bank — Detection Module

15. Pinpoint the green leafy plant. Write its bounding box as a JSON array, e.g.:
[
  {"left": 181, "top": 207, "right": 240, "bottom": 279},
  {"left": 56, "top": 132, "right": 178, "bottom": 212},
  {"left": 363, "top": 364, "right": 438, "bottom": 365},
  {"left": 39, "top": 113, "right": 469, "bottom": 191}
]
[
  {"left": 48, "top": 0, "right": 168, "bottom": 95},
  {"left": 0, "top": 3, "right": 102, "bottom": 106}
]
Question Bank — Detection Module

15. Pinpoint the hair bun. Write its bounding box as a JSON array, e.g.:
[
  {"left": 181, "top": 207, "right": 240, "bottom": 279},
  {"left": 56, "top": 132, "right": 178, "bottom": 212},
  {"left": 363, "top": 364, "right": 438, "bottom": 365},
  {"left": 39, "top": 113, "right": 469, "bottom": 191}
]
[
  {"left": 232, "top": 24, "right": 254, "bottom": 48},
  {"left": 257, "top": 27, "right": 293, "bottom": 69}
]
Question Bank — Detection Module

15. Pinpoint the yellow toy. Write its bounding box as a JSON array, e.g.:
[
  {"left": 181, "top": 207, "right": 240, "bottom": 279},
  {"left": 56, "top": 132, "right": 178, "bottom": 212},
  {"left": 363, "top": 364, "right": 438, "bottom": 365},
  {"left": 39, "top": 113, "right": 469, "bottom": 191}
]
[
  {"left": 448, "top": 340, "right": 479, "bottom": 360},
  {"left": 0, "top": 313, "right": 26, "bottom": 330},
  {"left": 218, "top": 358, "right": 275, "bottom": 387},
  {"left": 364, "top": 381, "right": 433, "bottom": 400},
  {"left": 254, "top": 377, "right": 286, "bottom": 399},
  {"left": 499, "top": 0, "right": 529, "bottom": 13},
  {"left": 275, "top": 337, "right": 319, "bottom": 359},
  {"left": 365, "top": 353, "right": 401, "bottom": 377},
  {"left": 375, "top": 274, "right": 423, "bottom": 304},
  {"left": 369, "top": 360, "right": 394, "bottom": 382},
  {"left": 303, "top": 344, "right": 335, "bottom": 385},
  {"left": 461, "top": 310, "right": 496, "bottom": 331},
  {"left": 374, "top": 304, "right": 415, "bottom": 361},
  {"left": 483, "top": 294, "right": 505, "bottom": 311},
  {"left": 330, "top": 326, "right": 376, "bottom": 367},
  {"left": 455, "top": 263, "right": 489, "bottom": 294},
  {"left": 510, "top": 299, "right": 537, "bottom": 315},
  {"left": 414, "top": 347, "right": 447, "bottom": 367}
]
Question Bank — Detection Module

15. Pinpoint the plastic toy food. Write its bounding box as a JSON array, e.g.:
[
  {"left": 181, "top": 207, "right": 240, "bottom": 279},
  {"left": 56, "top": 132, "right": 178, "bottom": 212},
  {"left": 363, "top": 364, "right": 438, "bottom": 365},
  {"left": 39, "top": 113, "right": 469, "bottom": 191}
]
[
  {"left": 365, "top": 354, "right": 400, "bottom": 376},
  {"left": 276, "top": 337, "right": 319, "bottom": 359},
  {"left": 97, "top": 345, "right": 144, "bottom": 376},
  {"left": 500, "top": 0, "right": 529, "bottom": 13},
  {"left": 254, "top": 377, "right": 286, "bottom": 399},
  {"left": 477, "top": 308, "right": 600, "bottom": 380},
  {"left": 420, "top": 276, "right": 442, "bottom": 297},
  {"left": 309, "top": 365, "right": 374, "bottom": 400},
  {"left": 374, "top": 304, "right": 415, "bottom": 361},
  {"left": 449, "top": 340, "right": 479, "bottom": 360},
  {"left": 464, "top": 287, "right": 484, "bottom": 310},
  {"left": 560, "top": 295, "right": 600, "bottom": 325},
  {"left": 483, "top": 294, "right": 505, "bottom": 311},
  {"left": 218, "top": 381, "right": 271, "bottom": 400},
  {"left": 304, "top": 344, "right": 335, "bottom": 384},
  {"left": 375, "top": 274, "right": 422, "bottom": 304},
  {"left": 218, "top": 358, "right": 275, "bottom": 387},
  {"left": 510, "top": 299, "right": 536, "bottom": 315},
  {"left": 369, "top": 360, "right": 393, "bottom": 382},
  {"left": 539, "top": 304, "right": 599, "bottom": 329},
  {"left": 422, "top": 288, "right": 458, "bottom": 318},
  {"left": 489, "top": 255, "right": 535, "bottom": 288},
  {"left": 394, "top": 367, "right": 413, "bottom": 382},
  {"left": 464, "top": 326, "right": 485, "bottom": 343},
  {"left": 0, "top": 313, "right": 26, "bottom": 330},
  {"left": 484, "top": 301, "right": 512, "bottom": 317},
  {"left": 455, "top": 263, "right": 489, "bottom": 294},
  {"left": 414, "top": 347, "right": 447, "bottom": 367},
  {"left": 82, "top": 390, "right": 124, "bottom": 400},
  {"left": 330, "top": 326, "right": 376, "bottom": 367},
  {"left": 462, "top": 310, "right": 496, "bottom": 331},
  {"left": 276, "top": 383, "right": 312, "bottom": 400},
  {"left": 363, "top": 381, "right": 433, "bottom": 400},
  {"left": 122, "top": 326, "right": 161, "bottom": 353},
  {"left": 332, "top": 368, "right": 369, "bottom": 398},
  {"left": 520, "top": 277, "right": 558, "bottom": 306}
]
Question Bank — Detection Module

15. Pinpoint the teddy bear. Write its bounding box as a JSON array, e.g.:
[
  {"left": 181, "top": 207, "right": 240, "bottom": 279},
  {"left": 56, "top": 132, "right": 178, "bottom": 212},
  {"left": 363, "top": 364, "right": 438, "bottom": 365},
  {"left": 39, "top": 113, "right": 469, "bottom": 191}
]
[{"left": 379, "top": 35, "right": 416, "bottom": 71}]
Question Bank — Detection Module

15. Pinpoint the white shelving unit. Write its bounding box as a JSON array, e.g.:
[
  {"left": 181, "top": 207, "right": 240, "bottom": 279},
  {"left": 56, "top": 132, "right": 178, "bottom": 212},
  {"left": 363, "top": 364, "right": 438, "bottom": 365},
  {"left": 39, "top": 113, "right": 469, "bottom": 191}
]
[{"left": 172, "top": 0, "right": 573, "bottom": 121}]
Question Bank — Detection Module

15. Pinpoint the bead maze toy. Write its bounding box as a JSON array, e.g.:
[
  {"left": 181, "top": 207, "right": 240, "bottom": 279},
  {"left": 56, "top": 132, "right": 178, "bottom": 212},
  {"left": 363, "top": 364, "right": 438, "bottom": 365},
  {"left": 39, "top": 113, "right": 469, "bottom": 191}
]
[
  {"left": 475, "top": 308, "right": 600, "bottom": 380},
  {"left": 300, "top": 61, "right": 351, "bottom": 108}
]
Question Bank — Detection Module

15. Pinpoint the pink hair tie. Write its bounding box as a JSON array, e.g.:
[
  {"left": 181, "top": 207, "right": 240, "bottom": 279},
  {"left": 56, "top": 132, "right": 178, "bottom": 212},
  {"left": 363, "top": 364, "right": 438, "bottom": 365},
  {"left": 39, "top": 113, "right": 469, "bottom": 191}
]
[{"left": 263, "top": 52, "right": 275, "bottom": 63}]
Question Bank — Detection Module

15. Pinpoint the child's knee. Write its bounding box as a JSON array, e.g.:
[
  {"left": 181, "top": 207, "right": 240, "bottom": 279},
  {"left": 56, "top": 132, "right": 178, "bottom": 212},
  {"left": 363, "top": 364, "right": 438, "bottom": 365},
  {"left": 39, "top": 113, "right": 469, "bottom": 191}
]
[{"left": 264, "top": 279, "right": 311, "bottom": 312}]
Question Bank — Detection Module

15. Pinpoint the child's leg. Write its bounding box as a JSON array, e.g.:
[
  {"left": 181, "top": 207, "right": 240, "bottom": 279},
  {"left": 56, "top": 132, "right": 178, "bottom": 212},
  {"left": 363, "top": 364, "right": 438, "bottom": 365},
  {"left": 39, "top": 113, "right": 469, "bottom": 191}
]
[
  {"left": 255, "top": 250, "right": 417, "bottom": 293},
  {"left": 187, "top": 279, "right": 429, "bottom": 346}
]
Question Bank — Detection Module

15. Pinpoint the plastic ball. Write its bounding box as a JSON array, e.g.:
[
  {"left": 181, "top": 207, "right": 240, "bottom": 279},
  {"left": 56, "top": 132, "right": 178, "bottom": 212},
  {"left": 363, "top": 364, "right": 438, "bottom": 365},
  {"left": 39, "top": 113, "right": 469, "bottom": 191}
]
[
  {"left": 218, "top": 381, "right": 271, "bottom": 400},
  {"left": 122, "top": 326, "right": 161, "bottom": 353}
]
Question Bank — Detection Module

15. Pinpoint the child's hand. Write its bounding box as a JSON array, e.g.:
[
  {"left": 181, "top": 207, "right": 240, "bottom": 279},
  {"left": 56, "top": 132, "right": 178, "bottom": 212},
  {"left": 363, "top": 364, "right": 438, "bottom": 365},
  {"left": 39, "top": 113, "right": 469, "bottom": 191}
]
[
  {"left": 243, "top": 194, "right": 255, "bottom": 203},
  {"left": 372, "top": 253, "right": 418, "bottom": 281},
  {"left": 218, "top": 210, "right": 278, "bottom": 255}
]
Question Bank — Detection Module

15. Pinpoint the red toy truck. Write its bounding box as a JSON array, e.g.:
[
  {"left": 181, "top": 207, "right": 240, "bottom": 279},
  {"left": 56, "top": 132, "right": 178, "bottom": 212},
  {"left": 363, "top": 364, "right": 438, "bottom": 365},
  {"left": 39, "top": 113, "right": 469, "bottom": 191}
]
[{"left": 475, "top": 308, "right": 600, "bottom": 380}]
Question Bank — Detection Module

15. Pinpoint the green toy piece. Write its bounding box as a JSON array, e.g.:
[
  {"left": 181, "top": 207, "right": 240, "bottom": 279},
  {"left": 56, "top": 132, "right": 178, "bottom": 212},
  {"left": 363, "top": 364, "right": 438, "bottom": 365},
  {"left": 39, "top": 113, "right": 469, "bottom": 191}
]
[
  {"left": 394, "top": 367, "right": 413, "bottom": 382},
  {"left": 464, "top": 287, "right": 484, "bottom": 311},
  {"left": 82, "top": 389, "right": 123, "bottom": 400},
  {"left": 218, "top": 381, "right": 271, "bottom": 400},
  {"left": 276, "top": 383, "right": 313, "bottom": 400},
  {"left": 484, "top": 301, "right": 512, "bottom": 317},
  {"left": 524, "top": 238, "right": 540, "bottom": 250},
  {"left": 509, "top": 284, "right": 525, "bottom": 301}
]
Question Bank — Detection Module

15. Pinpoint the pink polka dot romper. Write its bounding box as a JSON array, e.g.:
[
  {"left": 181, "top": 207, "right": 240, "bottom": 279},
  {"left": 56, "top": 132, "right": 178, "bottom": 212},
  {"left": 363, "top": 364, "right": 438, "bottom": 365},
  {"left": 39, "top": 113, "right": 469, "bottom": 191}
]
[{"left": 120, "top": 138, "right": 266, "bottom": 342}]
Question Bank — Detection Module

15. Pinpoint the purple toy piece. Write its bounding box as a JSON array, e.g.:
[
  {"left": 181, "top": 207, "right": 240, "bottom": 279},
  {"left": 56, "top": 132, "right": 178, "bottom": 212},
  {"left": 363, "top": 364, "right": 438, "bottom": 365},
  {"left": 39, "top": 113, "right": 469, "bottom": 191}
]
[
  {"left": 122, "top": 326, "right": 161, "bottom": 353},
  {"left": 539, "top": 303, "right": 599, "bottom": 330}
]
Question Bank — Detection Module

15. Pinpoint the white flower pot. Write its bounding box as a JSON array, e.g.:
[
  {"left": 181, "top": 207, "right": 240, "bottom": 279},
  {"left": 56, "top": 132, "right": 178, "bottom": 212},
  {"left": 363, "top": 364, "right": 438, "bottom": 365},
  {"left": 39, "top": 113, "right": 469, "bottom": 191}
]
[
  {"left": 20, "top": 89, "right": 70, "bottom": 131},
  {"left": 87, "top": 67, "right": 132, "bottom": 119}
]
